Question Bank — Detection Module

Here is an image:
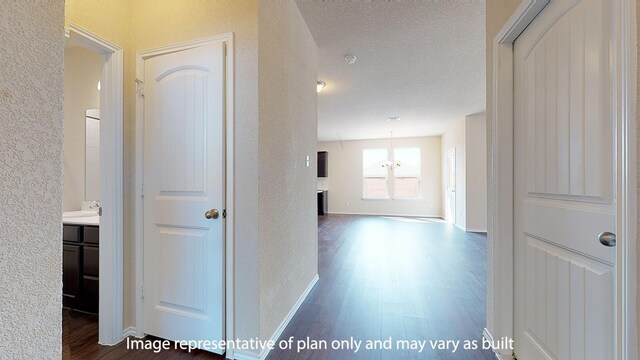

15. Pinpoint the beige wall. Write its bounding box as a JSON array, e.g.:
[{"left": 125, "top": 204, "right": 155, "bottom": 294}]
[
  {"left": 465, "top": 112, "right": 487, "bottom": 232},
  {"left": 0, "top": 1, "right": 65, "bottom": 358},
  {"left": 441, "top": 119, "right": 466, "bottom": 227},
  {"left": 258, "top": 1, "right": 319, "bottom": 343},
  {"left": 637, "top": 3, "right": 640, "bottom": 356},
  {"left": 318, "top": 136, "right": 442, "bottom": 217},
  {"left": 441, "top": 114, "right": 487, "bottom": 232},
  {"left": 63, "top": 46, "right": 102, "bottom": 211}
]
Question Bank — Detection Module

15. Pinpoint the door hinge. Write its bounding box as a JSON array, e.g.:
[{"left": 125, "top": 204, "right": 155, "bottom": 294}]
[
  {"left": 223, "top": 209, "right": 227, "bottom": 218},
  {"left": 135, "top": 78, "right": 145, "bottom": 96},
  {"left": 224, "top": 43, "right": 227, "bottom": 57},
  {"left": 98, "top": 206, "right": 103, "bottom": 216},
  {"left": 141, "top": 283, "right": 144, "bottom": 299},
  {"left": 141, "top": 184, "right": 144, "bottom": 198}
]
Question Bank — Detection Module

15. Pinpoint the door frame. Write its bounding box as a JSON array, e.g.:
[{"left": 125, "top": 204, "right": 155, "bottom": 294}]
[
  {"left": 486, "top": 0, "right": 637, "bottom": 359},
  {"left": 65, "top": 23, "right": 125, "bottom": 345},
  {"left": 134, "top": 33, "right": 235, "bottom": 359},
  {"left": 444, "top": 147, "right": 456, "bottom": 223}
]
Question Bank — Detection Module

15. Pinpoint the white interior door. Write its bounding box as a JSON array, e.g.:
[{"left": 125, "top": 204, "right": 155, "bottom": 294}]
[
  {"left": 143, "top": 41, "right": 225, "bottom": 353},
  {"left": 445, "top": 148, "right": 456, "bottom": 223},
  {"left": 513, "top": 0, "right": 616, "bottom": 359}
]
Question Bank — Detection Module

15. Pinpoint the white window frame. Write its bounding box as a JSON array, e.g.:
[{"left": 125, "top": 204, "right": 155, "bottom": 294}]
[{"left": 362, "top": 148, "right": 390, "bottom": 199}]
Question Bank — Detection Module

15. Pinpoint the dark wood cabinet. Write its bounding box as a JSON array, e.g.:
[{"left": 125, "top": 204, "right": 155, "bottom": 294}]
[
  {"left": 62, "top": 244, "right": 80, "bottom": 308},
  {"left": 63, "top": 225, "right": 81, "bottom": 243},
  {"left": 317, "top": 151, "right": 328, "bottom": 177},
  {"left": 63, "top": 224, "right": 99, "bottom": 314},
  {"left": 84, "top": 226, "right": 99, "bottom": 245},
  {"left": 318, "top": 190, "right": 328, "bottom": 215}
]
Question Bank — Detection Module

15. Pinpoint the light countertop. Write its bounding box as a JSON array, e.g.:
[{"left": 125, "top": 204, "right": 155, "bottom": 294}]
[{"left": 63, "top": 211, "right": 100, "bottom": 226}]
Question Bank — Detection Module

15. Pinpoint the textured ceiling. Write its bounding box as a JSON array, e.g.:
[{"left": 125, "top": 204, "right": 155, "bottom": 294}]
[{"left": 296, "top": 1, "right": 486, "bottom": 141}]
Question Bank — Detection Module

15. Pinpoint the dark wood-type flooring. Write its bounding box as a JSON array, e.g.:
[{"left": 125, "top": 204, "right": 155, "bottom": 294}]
[{"left": 64, "top": 214, "right": 493, "bottom": 360}]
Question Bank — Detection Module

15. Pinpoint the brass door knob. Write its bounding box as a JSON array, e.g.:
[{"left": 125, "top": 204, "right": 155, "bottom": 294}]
[{"left": 205, "top": 209, "right": 219, "bottom": 219}]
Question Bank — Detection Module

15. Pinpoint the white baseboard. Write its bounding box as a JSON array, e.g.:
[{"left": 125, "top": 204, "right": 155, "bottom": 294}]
[
  {"left": 453, "top": 224, "right": 488, "bottom": 233},
  {"left": 233, "top": 274, "right": 319, "bottom": 360},
  {"left": 259, "top": 274, "right": 319, "bottom": 360},
  {"left": 328, "top": 211, "right": 444, "bottom": 219},
  {"left": 232, "top": 351, "right": 261, "bottom": 360},
  {"left": 483, "top": 328, "right": 515, "bottom": 360},
  {"left": 122, "top": 326, "right": 141, "bottom": 338},
  {"left": 455, "top": 223, "right": 467, "bottom": 231},
  {"left": 122, "top": 326, "right": 144, "bottom": 339}
]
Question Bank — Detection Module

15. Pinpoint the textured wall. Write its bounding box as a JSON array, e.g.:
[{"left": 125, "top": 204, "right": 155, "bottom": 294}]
[
  {"left": 465, "top": 112, "right": 487, "bottom": 232},
  {"left": 637, "top": 1, "right": 640, "bottom": 356},
  {"left": 0, "top": 0, "right": 65, "bottom": 358},
  {"left": 63, "top": 46, "right": 102, "bottom": 211},
  {"left": 258, "top": 0, "right": 319, "bottom": 344},
  {"left": 318, "top": 136, "right": 442, "bottom": 217},
  {"left": 636, "top": 0, "right": 640, "bottom": 354}
]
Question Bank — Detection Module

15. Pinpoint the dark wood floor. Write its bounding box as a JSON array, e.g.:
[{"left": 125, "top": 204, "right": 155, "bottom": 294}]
[
  {"left": 266, "top": 215, "right": 494, "bottom": 360},
  {"left": 63, "top": 214, "right": 492, "bottom": 360},
  {"left": 63, "top": 309, "right": 224, "bottom": 360}
]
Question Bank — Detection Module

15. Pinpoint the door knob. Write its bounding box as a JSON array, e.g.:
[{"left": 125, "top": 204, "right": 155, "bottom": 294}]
[
  {"left": 598, "top": 232, "right": 616, "bottom": 247},
  {"left": 205, "top": 209, "right": 219, "bottom": 219}
]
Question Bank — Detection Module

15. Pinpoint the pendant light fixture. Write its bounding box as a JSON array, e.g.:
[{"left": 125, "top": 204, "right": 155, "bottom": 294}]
[{"left": 382, "top": 130, "right": 401, "bottom": 170}]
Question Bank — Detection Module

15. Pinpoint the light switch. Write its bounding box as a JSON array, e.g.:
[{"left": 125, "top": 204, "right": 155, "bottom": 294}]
[{"left": 305, "top": 155, "right": 310, "bottom": 167}]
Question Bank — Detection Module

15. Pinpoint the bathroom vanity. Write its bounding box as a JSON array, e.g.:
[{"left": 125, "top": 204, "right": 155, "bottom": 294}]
[{"left": 63, "top": 212, "right": 99, "bottom": 314}]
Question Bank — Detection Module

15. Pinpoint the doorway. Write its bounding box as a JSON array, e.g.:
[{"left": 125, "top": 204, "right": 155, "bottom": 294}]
[
  {"left": 63, "top": 24, "right": 124, "bottom": 346},
  {"left": 134, "top": 34, "right": 235, "bottom": 356}
]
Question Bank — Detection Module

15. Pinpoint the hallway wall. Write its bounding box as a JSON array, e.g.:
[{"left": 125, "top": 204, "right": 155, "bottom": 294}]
[
  {"left": 0, "top": 1, "right": 65, "bottom": 357},
  {"left": 258, "top": 0, "right": 319, "bottom": 345}
]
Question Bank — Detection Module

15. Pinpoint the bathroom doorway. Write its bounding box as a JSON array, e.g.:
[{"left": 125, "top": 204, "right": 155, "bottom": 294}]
[{"left": 63, "top": 24, "right": 124, "bottom": 346}]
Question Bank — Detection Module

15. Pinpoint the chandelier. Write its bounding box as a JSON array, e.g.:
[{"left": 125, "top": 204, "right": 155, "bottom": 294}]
[{"left": 381, "top": 131, "right": 401, "bottom": 170}]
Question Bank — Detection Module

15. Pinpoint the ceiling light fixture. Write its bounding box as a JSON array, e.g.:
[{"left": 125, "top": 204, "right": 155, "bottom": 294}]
[
  {"left": 387, "top": 116, "right": 400, "bottom": 122},
  {"left": 317, "top": 81, "right": 326, "bottom": 93},
  {"left": 345, "top": 55, "right": 357, "bottom": 65}
]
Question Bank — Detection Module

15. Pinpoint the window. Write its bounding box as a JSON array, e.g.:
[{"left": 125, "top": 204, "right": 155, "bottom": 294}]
[
  {"left": 362, "top": 147, "right": 421, "bottom": 199},
  {"left": 362, "top": 149, "right": 389, "bottom": 198},
  {"left": 393, "top": 148, "right": 421, "bottom": 199}
]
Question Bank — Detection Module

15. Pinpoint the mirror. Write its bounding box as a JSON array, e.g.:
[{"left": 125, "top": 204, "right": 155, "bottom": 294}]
[{"left": 85, "top": 109, "right": 100, "bottom": 202}]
